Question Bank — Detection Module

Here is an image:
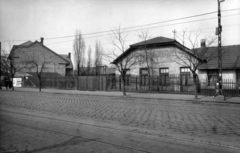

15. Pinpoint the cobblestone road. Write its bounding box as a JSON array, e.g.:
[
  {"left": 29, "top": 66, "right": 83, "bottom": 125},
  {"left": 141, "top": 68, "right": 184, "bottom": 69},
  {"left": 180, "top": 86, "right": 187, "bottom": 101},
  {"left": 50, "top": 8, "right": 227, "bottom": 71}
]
[
  {"left": 0, "top": 120, "right": 137, "bottom": 153},
  {"left": 1, "top": 90, "right": 240, "bottom": 149}
]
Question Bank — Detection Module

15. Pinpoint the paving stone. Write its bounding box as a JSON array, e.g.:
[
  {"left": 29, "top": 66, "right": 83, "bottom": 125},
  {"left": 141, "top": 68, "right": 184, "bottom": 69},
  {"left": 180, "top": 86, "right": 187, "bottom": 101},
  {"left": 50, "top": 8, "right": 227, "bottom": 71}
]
[{"left": 0, "top": 90, "right": 240, "bottom": 149}]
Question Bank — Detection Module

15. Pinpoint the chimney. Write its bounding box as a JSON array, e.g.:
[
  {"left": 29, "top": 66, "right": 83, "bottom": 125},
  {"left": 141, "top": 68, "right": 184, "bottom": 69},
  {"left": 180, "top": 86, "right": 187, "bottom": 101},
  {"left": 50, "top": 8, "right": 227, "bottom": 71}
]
[
  {"left": 68, "top": 53, "right": 71, "bottom": 59},
  {"left": 201, "top": 39, "right": 206, "bottom": 48},
  {"left": 40, "top": 37, "right": 44, "bottom": 45}
]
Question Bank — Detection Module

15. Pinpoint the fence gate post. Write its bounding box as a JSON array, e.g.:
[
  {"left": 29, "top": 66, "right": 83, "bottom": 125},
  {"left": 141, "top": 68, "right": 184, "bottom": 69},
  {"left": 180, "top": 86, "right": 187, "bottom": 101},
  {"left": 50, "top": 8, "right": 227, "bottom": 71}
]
[
  {"left": 119, "top": 76, "right": 121, "bottom": 90},
  {"left": 136, "top": 77, "right": 137, "bottom": 91}
]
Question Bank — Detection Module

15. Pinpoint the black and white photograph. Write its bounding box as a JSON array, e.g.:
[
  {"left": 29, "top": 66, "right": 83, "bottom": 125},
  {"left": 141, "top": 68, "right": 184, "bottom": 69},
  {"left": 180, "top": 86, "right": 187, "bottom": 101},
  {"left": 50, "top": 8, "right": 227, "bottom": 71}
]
[{"left": 0, "top": 0, "right": 240, "bottom": 152}]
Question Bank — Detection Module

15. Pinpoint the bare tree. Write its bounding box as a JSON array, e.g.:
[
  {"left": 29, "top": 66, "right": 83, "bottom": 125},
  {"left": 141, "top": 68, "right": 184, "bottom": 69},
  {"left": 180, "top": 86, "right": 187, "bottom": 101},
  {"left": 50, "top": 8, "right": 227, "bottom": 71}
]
[
  {"left": 173, "top": 30, "right": 217, "bottom": 99},
  {"left": 9, "top": 57, "right": 28, "bottom": 90},
  {"left": 73, "top": 30, "right": 85, "bottom": 76},
  {"left": 7, "top": 44, "right": 28, "bottom": 90},
  {"left": 25, "top": 44, "right": 50, "bottom": 92},
  {"left": 1, "top": 49, "right": 10, "bottom": 76},
  {"left": 105, "top": 26, "right": 140, "bottom": 96},
  {"left": 87, "top": 46, "right": 92, "bottom": 75},
  {"left": 94, "top": 40, "right": 103, "bottom": 75},
  {"left": 136, "top": 29, "right": 153, "bottom": 77}
]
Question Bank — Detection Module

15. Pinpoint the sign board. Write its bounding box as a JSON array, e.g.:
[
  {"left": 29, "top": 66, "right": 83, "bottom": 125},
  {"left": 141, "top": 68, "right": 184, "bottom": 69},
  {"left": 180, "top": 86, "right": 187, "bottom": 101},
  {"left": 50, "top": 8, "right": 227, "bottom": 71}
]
[{"left": 13, "top": 78, "right": 22, "bottom": 87}]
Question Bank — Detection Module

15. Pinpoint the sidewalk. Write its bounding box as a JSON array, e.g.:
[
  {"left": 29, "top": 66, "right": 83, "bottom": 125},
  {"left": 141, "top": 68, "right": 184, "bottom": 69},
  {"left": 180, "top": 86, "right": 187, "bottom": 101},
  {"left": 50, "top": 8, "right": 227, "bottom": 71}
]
[{"left": 5, "top": 87, "right": 240, "bottom": 104}]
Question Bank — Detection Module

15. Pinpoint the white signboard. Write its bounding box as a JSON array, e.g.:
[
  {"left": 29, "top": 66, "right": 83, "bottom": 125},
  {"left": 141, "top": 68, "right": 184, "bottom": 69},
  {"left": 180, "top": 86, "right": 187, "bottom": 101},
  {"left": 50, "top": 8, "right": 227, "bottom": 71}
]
[{"left": 13, "top": 78, "right": 22, "bottom": 87}]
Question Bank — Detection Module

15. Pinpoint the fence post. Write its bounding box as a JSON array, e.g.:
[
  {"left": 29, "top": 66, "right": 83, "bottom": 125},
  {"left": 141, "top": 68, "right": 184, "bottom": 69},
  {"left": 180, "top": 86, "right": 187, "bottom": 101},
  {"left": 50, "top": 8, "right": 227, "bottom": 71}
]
[
  {"left": 119, "top": 76, "right": 121, "bottom": 90},
  {"left": 136, "top": 77, "right": 137, "bottom": 91}
]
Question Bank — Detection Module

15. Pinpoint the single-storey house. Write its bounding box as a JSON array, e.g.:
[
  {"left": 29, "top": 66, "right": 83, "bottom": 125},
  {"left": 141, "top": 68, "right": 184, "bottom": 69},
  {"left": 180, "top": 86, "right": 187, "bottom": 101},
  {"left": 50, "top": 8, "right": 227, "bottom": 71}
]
[
  {"left": 198, "top": 45, "right": 240, "bottom": 84},
  {"left": 111, "top": 36, "right": 240, "bottom": 94},
  {"left": 112, "top": 36, "right": 202, "bottom": 78}
]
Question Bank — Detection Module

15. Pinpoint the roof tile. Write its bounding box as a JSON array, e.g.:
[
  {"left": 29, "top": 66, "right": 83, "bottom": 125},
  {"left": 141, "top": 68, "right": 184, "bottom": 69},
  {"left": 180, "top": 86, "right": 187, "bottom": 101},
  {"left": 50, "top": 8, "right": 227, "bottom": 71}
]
[{"left": 198, "top": 45, "right": 240, "bottom": 69}]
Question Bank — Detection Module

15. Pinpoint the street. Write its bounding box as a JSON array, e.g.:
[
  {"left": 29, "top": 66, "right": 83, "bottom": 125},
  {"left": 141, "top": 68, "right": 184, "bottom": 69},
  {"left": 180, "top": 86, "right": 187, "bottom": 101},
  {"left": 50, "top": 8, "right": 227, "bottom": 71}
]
[{"left": 0, "top": 90, "right": 240, "bottom": 153}]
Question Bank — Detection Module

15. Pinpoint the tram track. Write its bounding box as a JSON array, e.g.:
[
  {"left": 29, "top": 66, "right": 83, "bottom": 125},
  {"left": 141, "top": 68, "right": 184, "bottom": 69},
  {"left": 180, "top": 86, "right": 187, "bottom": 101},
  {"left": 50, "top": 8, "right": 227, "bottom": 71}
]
[
  {"left": 1, "top": 107, "right": 240, "bottom": 153},
  {"left": 1, "top": 90, "right": 240, "bottom": 152},
  {"left": 0, "top": 108, "right": 153, "bottom": 153}
]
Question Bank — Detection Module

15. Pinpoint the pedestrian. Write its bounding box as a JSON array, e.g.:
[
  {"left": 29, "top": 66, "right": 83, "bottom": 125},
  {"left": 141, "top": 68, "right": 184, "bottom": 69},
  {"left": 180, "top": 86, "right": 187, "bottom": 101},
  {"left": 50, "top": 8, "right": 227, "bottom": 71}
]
[
  {"left": 213, "top": 79, "right": 223, "bottom": 97},
  {"left": 8, "top": 78, "right": 13, "bottom": 89},
  {"left": 4, "top": 77, "right": 9, "bottom": 90}
]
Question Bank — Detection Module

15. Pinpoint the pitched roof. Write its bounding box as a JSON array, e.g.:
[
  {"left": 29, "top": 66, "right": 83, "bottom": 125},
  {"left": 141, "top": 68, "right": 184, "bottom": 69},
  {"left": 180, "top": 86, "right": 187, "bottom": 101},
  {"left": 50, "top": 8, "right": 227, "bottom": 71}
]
[
  {"left": 59, "top": 54, "right": 73, "bottom": 69},
  {"left": 130, "top": 37, "right": 175, "bottom": 47},
  {"left": 198, "top": 45, "right": 240, "bottom": 69},
  {"left": 19, "top": 41, "right": 33, "bottom": 46},
  {"left": 112, "top": 36, "right": 201, "bottom": 64},
  {"left": 8, "top": 41, "right": 69, "bottom": 65}
]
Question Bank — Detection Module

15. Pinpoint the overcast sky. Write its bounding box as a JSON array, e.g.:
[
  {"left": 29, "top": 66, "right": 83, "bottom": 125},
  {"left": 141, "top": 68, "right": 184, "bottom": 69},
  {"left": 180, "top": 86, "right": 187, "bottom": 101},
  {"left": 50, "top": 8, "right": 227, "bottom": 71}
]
[{"left": 0, "top": 0, "right": 239, "bottom": 63}]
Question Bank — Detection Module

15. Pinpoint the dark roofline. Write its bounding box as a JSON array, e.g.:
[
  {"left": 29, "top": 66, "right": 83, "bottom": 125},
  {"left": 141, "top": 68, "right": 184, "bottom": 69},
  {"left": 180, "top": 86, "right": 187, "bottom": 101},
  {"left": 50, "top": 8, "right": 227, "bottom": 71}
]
[
  {"left": 198, "top": 44, "right": 240, "bottom": 70},
  {"left": 8, "top": 41, "right": 69, "bottom": 66},
  {"left": 59, "top": 54, "right": 73, "bottom": 69},
  {"left": 111, "top": 39, "right": 203, "bottom": 65}
]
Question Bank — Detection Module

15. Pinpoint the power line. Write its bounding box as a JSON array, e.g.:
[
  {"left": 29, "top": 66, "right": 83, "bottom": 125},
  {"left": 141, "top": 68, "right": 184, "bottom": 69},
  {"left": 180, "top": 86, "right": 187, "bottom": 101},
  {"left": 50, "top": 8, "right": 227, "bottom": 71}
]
[
  {"left": 46, "top": 13, "right": 240, "bottom": 46},
  {"left": 44, "top": 8, "right": 240, "bottom": 40},
  {"left": 42, "top": 9, "right": 240, "bottom": 40},
  {"left": 1, "top": 8, "right": 239, "bottom": 42}
]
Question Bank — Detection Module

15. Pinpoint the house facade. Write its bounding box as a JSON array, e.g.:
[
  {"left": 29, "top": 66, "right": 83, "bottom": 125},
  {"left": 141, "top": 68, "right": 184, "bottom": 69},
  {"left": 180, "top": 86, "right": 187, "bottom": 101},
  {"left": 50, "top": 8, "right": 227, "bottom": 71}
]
[
  {"left": 198, "top": 45, "right": 240, "bottom": 84},
  {"left": 112, "top": 36, "right": 201, "bottom": 78},
  {"left": 59, "top": 53, "right": 74, "bottom": 76},
  {"left": 8, "top": 38, "right": 72, "bottom": 77},
  {"left": 111, "top": 36, "right": 240, "bottom": 95},
  {"left": 111, "top": 36, "right": 202, "bottom": 92}
]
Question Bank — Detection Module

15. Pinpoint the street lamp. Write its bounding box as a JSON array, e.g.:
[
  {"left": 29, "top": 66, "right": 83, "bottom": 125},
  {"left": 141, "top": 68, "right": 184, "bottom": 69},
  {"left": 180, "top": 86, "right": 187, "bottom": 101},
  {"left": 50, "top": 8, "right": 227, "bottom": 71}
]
[{"left": 216, "top": 0, "right": 225, "bottom": 93}]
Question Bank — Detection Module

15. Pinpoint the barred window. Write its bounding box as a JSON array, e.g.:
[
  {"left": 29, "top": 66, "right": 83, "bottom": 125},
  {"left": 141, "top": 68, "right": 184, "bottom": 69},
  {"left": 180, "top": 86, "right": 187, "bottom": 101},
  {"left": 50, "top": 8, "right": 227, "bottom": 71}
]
[
  {"left": 159, "top": 68, "right": 169, "bottom": 86},
  {"left": 207, "top": 70, "right": 218, "bottom": 86},
  {"left": 180, "top": 67, "right": 191, "bottom": 86},
  {"left": 140, "top": 68, "right": 148, "bottom": 86}
]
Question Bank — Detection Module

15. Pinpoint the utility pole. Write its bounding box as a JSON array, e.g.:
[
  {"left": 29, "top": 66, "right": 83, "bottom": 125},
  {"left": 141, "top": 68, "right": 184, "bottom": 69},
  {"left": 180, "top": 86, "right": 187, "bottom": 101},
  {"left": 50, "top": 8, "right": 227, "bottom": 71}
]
[
  {"left": 0, "top": 42, "right": 1, "bottom": 89},
  {"left": 182, "top": 31, "right": 185, "bottom": 46},
  {"left": 172, "top": 29, "right": 177, "bottom": 40},
  {"left": 216, "top": 0, "right": 225, "bottom": 94}
]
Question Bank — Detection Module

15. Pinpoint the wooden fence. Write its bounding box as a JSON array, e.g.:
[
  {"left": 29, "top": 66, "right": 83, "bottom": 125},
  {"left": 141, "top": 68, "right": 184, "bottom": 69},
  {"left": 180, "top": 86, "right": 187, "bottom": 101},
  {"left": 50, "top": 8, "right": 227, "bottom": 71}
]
[{"left": 21, "top": 76, "right": 240, "bottom": 97}]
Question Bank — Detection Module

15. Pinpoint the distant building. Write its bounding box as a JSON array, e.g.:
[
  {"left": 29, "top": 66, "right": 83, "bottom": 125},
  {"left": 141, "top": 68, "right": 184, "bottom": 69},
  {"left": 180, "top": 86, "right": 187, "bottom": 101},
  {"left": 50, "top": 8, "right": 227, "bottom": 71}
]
[
  {"left": 198, "top": 45, "right": 240, "bottom": 84},
  {"left": 8, "top": 38, "right": 73, "bottom": 77},
  {"left": 76, "top": 65, "right": 115, "bottom": 76},
  {"left": 59, "top": 53, "right": 74, "bottom": 76}
]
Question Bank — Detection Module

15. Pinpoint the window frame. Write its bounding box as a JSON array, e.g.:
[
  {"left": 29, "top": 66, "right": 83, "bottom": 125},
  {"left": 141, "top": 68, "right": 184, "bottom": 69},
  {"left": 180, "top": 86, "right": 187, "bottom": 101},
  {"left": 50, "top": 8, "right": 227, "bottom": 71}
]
[
  {"left": 180, "top": 67, "right": 191, "bottom": 86},
  {"left": 207, "top": 69, "right": 218, "bottom": 86},
  {"left": 140, "top": 68, "right": 149, "bottom": 86},
  {"left": 159, "top": 67, "right": 169, "bottom": 86}
]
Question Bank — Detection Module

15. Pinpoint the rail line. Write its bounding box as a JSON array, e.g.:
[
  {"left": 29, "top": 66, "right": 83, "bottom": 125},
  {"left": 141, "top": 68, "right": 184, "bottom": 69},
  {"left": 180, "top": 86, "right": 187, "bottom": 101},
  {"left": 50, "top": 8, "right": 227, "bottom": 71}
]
[
  {"left": 1, "top": 108, "right": 240, "bottom": 152},
  {"left": 0, "top": 110, "right": 152, "bottom": 153}
]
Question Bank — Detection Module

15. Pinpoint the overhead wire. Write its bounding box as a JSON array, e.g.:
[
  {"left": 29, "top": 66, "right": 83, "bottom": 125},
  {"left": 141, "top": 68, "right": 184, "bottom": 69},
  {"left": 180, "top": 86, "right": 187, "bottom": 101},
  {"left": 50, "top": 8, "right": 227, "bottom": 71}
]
[
  {"left": 45, "top": 13, "right": 240, "bottom": 46},
  {"left": 43, "top": 8, "right": 240, "bottom": 40},
  {"left": 1, "top": 8, "right": 239, "bottom": 42}
]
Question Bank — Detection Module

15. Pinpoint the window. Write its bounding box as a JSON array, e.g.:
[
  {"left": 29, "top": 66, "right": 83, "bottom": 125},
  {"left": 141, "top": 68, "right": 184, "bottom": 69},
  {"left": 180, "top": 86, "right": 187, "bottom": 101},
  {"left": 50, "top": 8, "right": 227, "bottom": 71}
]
[
  {"left": 159, "top": 68, "right": 169, "bottom": 86},
  {"left": 160, "top": 68, "right": 169, "bottom": 74},
  {"left": 140, "top": 68, "right": 149, "bottom": 86},
  {"left": 180, "top": 67, "right": 190, "bottom": 73},
  {"left": 237, "top": 70, "right": 240, "bottom": 84},
  {"left": 207, "top": 70, "right": 218, "bottom": 86},
  {"left": 180, "top": 67, "right": 191, "bottom": 86}
]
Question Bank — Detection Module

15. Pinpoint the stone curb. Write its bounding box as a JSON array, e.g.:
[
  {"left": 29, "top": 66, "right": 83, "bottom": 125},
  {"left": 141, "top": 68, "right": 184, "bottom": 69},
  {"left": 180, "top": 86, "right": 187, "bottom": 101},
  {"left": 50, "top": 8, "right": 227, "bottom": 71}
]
[{"left": 7, "top": 89, "right": 240, "bottom": 105}]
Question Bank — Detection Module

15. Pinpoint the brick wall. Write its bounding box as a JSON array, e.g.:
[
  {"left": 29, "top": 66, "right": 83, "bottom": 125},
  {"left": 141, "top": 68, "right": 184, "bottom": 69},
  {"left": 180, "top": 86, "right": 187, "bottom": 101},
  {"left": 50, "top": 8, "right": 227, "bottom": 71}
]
[
  {"left": 12, "top": 43, "right": 67, "bottom": 76},
  {"left": 122, "top": 46, "right": 190, "bottom": 76}
]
